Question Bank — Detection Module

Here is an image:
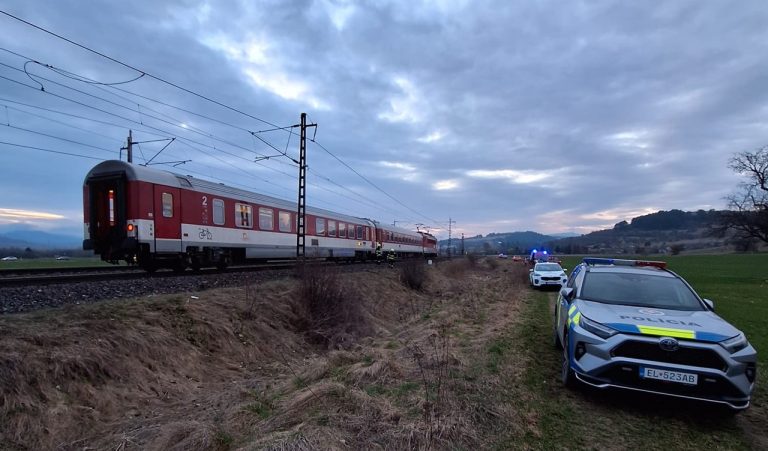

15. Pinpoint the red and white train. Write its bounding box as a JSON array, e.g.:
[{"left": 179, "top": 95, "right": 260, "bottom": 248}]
[{"left": 83, "top": 160, "right": 438, "bottom": 271}]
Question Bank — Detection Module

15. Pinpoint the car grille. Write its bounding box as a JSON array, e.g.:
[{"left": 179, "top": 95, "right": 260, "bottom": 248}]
[
  {"left": 611, "top": 341, "right": 727, "bottom": 371},
  {"left": 542, "top": 276, "right": 561, "bottom": 281},
  {"left": 596, "top": 365, "right": 745, "bottom": 400}
]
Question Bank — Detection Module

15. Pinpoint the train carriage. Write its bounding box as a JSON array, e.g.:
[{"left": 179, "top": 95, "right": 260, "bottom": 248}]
[
  {"left": 83, "top": 160, "right": 430, "bottom": 271},
  {"left": 374, "top": 222, "right": 433, "bottom": 258},
  {"left": 83, "top": 160, "right": 379, "bottom": 271}
]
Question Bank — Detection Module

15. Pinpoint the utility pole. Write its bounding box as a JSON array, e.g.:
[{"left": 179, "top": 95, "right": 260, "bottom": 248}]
[
  {"left": 127, "top": 130, "right": 133, "bottom": 163},
  {"left": 294, "top": 113, "right": 317, "bottom": 259},
  {"left": 461, "top": 233, "right": 465, "bottom": 256},
  {"left": 447, "top": 217, "right": 456, "bottom": 259},
  {"left": 120, "top": 130, "right": 134, "bottom": 163}
]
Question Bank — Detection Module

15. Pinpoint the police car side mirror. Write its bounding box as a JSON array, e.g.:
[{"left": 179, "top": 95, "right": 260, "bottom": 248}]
[
  {"left": 703, "top": 298, "right": 715, "bottom": 311},
  {"left": 560, "top": 287, "right": 574, "bottom": 302}
]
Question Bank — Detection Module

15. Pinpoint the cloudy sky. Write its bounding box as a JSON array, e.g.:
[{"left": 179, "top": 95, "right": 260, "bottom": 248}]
[{"left": 1, "top": 0, "right": 767, "bottom": 240}]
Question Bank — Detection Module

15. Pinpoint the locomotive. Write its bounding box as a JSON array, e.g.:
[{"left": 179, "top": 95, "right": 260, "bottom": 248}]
[{"left": 82, "top": 160, "right": 438, "bottom": 272}]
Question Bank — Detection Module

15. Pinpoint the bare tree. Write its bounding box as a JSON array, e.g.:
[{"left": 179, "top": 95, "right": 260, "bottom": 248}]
[{"left": 713, "top": 146, "right": 768, "bottom": 245}]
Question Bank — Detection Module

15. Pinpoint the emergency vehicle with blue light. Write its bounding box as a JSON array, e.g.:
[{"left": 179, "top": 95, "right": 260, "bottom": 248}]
[{"left": 554, "top": 258, "right": 757, "bottom": 410}]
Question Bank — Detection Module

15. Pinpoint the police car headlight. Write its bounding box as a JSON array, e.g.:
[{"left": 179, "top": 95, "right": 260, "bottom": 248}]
[
  {"left": 720, "top": 333, "right": 748, "bottom": 353},
  {"left": 579, "top": 315, "right": 617, "bottom": 339}
]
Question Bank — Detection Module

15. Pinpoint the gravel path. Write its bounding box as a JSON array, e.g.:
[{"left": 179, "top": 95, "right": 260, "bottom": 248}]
[{"left": 0, "top": 269, "right": 293, "bottom": 315}]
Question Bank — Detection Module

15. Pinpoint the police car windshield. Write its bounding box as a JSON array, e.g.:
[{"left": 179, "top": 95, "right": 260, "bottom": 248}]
[
  {"left": 535, "top": 263, "right": 561, "bottom": 271},
  {"left": 581, "top": 272, "right": 704, "bottom": 311}
]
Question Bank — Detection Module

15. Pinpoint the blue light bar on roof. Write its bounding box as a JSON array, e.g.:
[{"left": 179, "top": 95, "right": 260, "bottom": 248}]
[
  {"left": 582, "top": 258, "right": 615, "bottom": 265},
  {"left": 582, "top": 258, "right": 667, "bottom": 269}
]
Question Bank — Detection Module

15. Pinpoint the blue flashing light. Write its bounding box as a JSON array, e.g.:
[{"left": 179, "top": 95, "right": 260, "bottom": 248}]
[
  {"left": 582, "top": 258, "right": 667, "bottom": 269},
  {"left": 543, "top": 250, "right": 548, "bottom": 254},
  {"left": 582, "top": 258, "right": 614, "bottom": 265},
  {"left": 532, "top": 249, "right": 537, "bottom": 253}
]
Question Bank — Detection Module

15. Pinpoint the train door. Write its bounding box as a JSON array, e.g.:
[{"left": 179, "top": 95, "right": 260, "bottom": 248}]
[
  {"left": 153, "top": 185, "right": 182, "bottom": 253},
  {"left": 87, "top": 175, "right": 126, "bottom": 258}
]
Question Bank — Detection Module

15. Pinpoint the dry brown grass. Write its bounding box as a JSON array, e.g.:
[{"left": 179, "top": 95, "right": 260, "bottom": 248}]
[
  {"left": 0, "top": 261, "right": 532, "bottom": 450},
  {"left": 293, "top": 262, "right": 371, "bottom": 348},
  {"left": 399, "top": 258, "right": 429, "bottom": 291}
]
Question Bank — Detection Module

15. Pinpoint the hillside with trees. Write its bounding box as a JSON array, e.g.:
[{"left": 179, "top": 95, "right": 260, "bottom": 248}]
[{"left": 545, "top": 209, "right": 726, "bottom": 255}]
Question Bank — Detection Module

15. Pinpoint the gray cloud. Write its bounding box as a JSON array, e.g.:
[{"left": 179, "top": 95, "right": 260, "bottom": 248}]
[{"left": 1, "top": 0, "right": 767, "bottom": 238}]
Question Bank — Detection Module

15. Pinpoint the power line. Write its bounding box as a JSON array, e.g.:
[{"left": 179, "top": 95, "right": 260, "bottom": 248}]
[
  {"left": 0, "top": 140, "right": 112, "bottom": 160},
  {"left": 0, "top": 73, "right": 279, "bottom": 172},
  {"left": 0, "top": 96, "right": 170, "bottom": 139},
  {"left": 0, "top": 101, "right": 123, "bottom": 143},
  {"left": 0, "top": 61, "right": 280, "bottom": 162},
  {"left": 10, "top": 55, "right": 301, "bottom": 175},
  {"left": 0, "top": 10, "right": 286, "bottom": 130},
  {"left": 310, "top": 139, "right": 441, "bottom": 226},
  {"left": 0, "top": 24, "right": 440, "bottom": 229},
  {"left": 0, "top": 66, "right": 407, "bottom": 221},
  {"left": 3, "top": 123, "right": 116, "bottom": 155}
]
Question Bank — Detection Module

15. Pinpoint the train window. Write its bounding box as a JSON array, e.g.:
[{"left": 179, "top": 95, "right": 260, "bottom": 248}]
[
  {"left": 279, "top": 211, "right": 292, "bottom": 232},
  {"left": 356, "top": 225, "right": 363, "bottom": 240},
  {"left": 316, "top": 218, "right": 326, "bottom": 236},
  {"left": 328, "top": 220, "right": 337, "bottom": 237},
  {"left": 213, "top": 199, "right": 225, "bottom": 225},
  {"left": 338, "top": 222, "right": 346, "bottom": 238},
  {"left": 162, "top": 192, "right": 173, "bottom": 218},
  {"left": 259, "top": 207, "right": 273, "bottom": 230},
  {"left": 236, "top": 203, "right": 252, "bottom": 228},
  {"left": 365, "top": 227, "right": 370, "bottom": 241}
]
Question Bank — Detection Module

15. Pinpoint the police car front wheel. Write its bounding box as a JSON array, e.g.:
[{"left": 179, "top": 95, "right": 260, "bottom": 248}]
[{"left": 561, "top": 329, "right": 576, "bottom": 387}]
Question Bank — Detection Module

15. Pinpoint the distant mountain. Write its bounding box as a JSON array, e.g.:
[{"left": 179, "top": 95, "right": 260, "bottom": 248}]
[
  {"left": 0, "top": 228, "right": 81, "bottom": 249},
  {"left": 548, "top": 232, "right": 581, "bottom": 238}
]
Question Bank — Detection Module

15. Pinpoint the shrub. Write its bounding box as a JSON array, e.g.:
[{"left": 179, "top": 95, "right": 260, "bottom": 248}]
[
  {"left": 400, "top": 259, "right": 428, "bottom": 291},
  {"left": 443, "top": 260, "right": 468, "bottom": 279},
  {"left": 294, "top": 262, "right": 369, "bottom": 348}
]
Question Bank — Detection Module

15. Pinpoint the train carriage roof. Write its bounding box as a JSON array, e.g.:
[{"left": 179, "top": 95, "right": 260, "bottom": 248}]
[{"left": 85, "top": 160, "right": 373, "bottom": 225}]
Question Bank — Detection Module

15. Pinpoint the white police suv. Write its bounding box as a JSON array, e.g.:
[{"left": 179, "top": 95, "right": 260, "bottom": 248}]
[
  {"left": 529, "top": 262, "right": 568, "bottom": 288},
  {"left": 554, "top": 258, "right": 757, "bottom": 410}
]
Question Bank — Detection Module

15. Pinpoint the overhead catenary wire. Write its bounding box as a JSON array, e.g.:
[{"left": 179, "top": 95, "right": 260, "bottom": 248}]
[
  {"left": 0, "top": 100, "right": 124, "bottom": 144},
  {"left": 0, "top": 62, "right": 281, "bottom": 162},
  {"left": 310, "top": 139, "right": 442, "bottom": 227},
  {"left": 0, "top": 73, "right": 285, "bottom": 174},
  {"left": 0, "top": 140, "right": 114, "bottom": 160},
  {"left": 0, "top": 87, "right": 405, "bottom": 219},
  {"left": 0, "top": 10, "right": 285, "bottom": 130},
  {"left": 3, "top": 123, "right": 117, "bottom": 155},
  {"left": 0, "top": 67, "right": 423, "bottom": 222},
  {"left": 0, "top": 21, "right": 441, "bottom": 229},
  {"left": 3, "top": 47, "right": 302, "bottom": 166}
]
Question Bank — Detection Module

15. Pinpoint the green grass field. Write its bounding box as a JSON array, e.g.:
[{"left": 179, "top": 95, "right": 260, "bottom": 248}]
[{"left": 0, "top": 257, "right": 116, "bottom": 270}]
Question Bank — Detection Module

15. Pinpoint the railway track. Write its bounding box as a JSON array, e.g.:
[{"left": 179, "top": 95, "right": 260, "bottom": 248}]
[
  {"left": 0, "top": 262, "right": 303, "bottom": 288},
  {"left": 0, "top": 258, "right": 437, "bottom": 314}
]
